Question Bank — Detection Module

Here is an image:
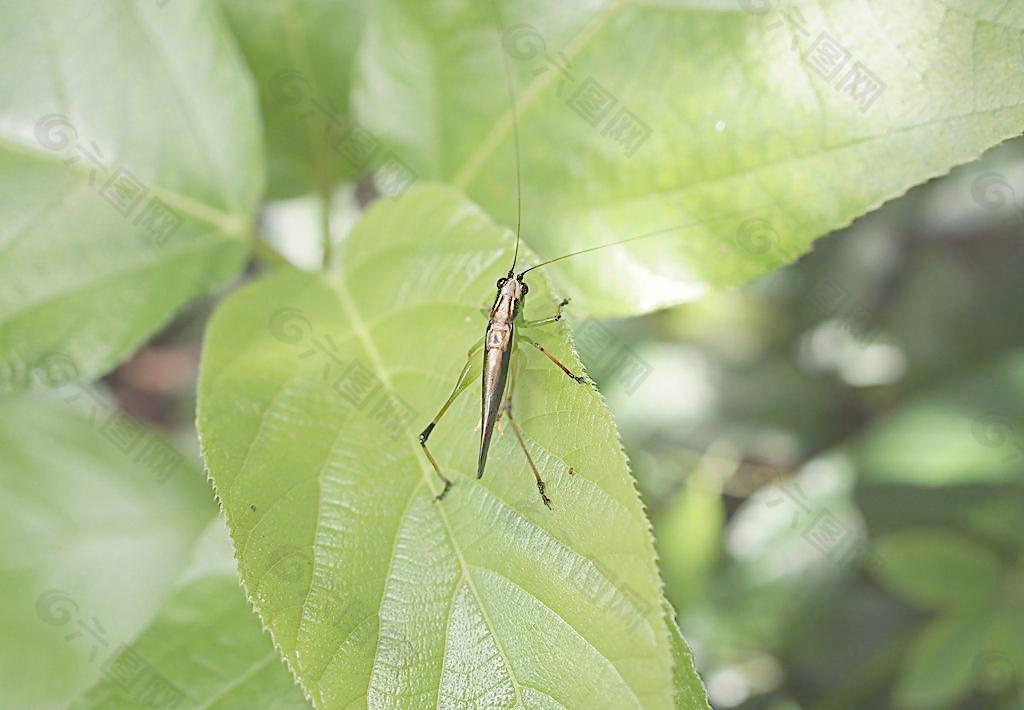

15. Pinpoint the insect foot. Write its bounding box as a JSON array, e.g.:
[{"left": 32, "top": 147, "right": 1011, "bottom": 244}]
[
  {"left": 554, "top": 298, "right": 570, "bottom": 320},
  {"left": 433, "top": 479, "right": 453, "bottom": 503},
  {"left": 537, "top": 479, "right": 553, "bottom": 510}
]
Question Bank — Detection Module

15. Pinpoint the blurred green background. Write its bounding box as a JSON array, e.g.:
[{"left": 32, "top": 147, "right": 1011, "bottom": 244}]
[
  {"left": 90, "top": 135, "right": 1024, "bottom": 709},
  {"left": 4, "top": 1, "right": 1023, "bottom": 706}
]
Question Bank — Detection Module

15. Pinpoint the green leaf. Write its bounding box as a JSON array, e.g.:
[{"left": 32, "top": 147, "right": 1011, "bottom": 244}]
[
  {"left": 198, "top": 183, "right": 697, "bottom": 707},
  {"left": 218, "top": 0, "right": 370, "bottom": 198},
  {"left": 853, "top": 351, "right": 1024, "bottom": 486},
  {"left": 72, "top": 519, "right": 309, "bottom": 709},
  {"left": 894, "top": 610, "right": 996, "bottom": 710},
  {"left": 963, "top": 497, "right": 1024, "bottom": 549},
  {"left": 0, "top": 393, "right": 213, "bottom": 708},
  {"left": 354, "top": 0, "right": 1024, "bottom": 316},
  {"left": 871, "top": 530, "right": 1003, "bottom": 610},
  {"left": 0, "top": 0, "right": 263, "bottom": 392},
  {"left": 663, "top": 599, "right": 711, "bottom": 710}
]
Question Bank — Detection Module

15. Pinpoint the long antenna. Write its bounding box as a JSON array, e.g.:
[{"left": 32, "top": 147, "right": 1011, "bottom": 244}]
[
  {"left": 491, "top": 0, "right": 523, "bottom": 271},
  {"left": 519, "top": 206, "right": 780, "bottom": 275}
]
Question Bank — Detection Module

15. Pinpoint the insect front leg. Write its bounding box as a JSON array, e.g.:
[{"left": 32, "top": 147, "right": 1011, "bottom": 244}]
[
  {"left": 516, "top": 333, "right": 588, "bottom": 384},
  {"left": 419, "top": 336, "right": 484, "bottom": 502},
  {"left": 521, "top": 298, "right": 570, "bottom": 328}
]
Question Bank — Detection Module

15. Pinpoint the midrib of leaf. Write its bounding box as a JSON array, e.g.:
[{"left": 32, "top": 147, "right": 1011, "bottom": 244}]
[
  {"left": 323, "top": 275, "right": 531, "bottom": 707},
  {"left": 0, "top": 235, "right": 236, "bottom": 322},
  {"left": 451, "top": 0, "right": 629, "bottom": 189},
  {"left": 0, "top": 133, "right": 252, "bottom": 239}
]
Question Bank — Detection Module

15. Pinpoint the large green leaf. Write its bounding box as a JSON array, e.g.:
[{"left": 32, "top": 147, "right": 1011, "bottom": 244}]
[
  {"left": 871, "top": 530, "right": 1003, "bottom": 611},
  {"left": 893, "top": 610, "right": 997, "bottom": 710},
  {"left": 198, "top": 183, "right": 698, "bottom": 707},
  {"left": 852, "top": 351, "right": 1024, "bottom": 486},
  {"left": 72, "top": 519, "right": 309, "bottom": 709},
  {"left": 0, "top": 0, "right": 263, "bottom": 392},
  {"left": 893, "top": 600, "right": 1024, "bottom": 709},
  {"left": 218, "top": 0, "right": 370, "bottom": 198},
  {"left": 354, "top": 0, "right": 1024, "bottom": 316},
  {"left": 0, "top": 393, "right": 213, "bottom": 708}
]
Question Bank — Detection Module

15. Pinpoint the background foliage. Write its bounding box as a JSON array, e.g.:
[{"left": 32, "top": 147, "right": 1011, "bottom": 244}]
[{"left": 1, "top": 0, "right": 1022, "bottom": 708}]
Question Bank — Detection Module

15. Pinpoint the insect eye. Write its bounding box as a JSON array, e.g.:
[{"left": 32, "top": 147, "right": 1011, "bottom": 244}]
[
  {"left": 520, "top": 283, "right": 529, "bottom": 295},
  {"left": 496, "top": 277, "right": 507, "bottom": 288}
]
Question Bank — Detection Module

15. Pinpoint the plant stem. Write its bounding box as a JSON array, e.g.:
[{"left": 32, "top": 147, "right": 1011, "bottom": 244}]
[
  {"left": 321, "top": 185, "right": 334, "bottom": 270},
  {"left": 252, "top": 238, "right": 291, "bottom": 270}
]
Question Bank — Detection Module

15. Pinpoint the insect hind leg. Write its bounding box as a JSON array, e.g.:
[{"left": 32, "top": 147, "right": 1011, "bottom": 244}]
[
  {"left": 504, "top": 402, "right": 553, "bottom": 510},
  {"left": 419, "top": 337, "right": 483, "bottom": 502},
  {"left": 419, "top": 442, "right": 454, "bottom": 502}
]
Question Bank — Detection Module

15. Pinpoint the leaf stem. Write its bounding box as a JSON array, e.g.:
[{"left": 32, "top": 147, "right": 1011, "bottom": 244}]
[
  {"left": 321, "top": 185, "right": 334, "bottom": 270},
  {"left": 252, "top": 238, "right": 291, "bottom": 270}
]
